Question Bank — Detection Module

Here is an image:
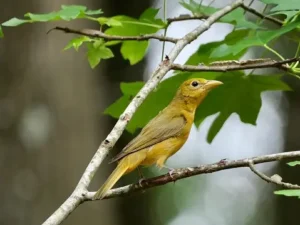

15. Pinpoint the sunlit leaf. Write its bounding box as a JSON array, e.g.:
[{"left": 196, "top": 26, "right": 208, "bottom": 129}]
[
  {"left": 87, "top": 40, "right": 114, "bottom": 68},
  {"left": 195, "top": 74, "right": 291, "bottom": 142},
  {"left": 274, "top": 189, "right": 300, "bottom": 198},
  {"left": 2, "top": 17, "right": 30, "bottom": 26},
  {"left": 105, "top": 8, "right": 165, "bottom": 65},
  {"left": 287, "top": 161, "right": 300, "bottom": 166},
  {"left": 121, "top": 41, "right": 149, "bottom": 65},
  {"left": 64, "top": 36, "right": 92, "bottom": 51}
]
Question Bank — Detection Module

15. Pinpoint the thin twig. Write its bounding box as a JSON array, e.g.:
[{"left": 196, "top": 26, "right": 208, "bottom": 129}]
[
  {"left": 42, "top": 1, "right": 243, "bottom": 225},
  {"left": 167, "top": 15, "right": 209, "bottom": 24},
  {"left": 248, "top": 160, "right": 300, "bottom": 189},
  {"left": 48, "top": 27, "right": 179, "bottom": 43},
  {"left": 171, "top": 58, "right": 300, "bottom": 72},
  {"left": 82, "top": 150, "right": 300, "bottom": 200},
  {"left": 241, "top": 3, "right": 284, "bottom": 26}
]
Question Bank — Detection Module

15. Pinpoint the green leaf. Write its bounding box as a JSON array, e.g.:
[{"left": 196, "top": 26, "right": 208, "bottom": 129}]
[
  {"left": 24, "top": 12, "right": 59, "bottom": 21},
  {"left": 85, "top": 9, "right": 103, "bottom": 16},
  {"left": 104, "top": 95, "right": 132, "bottom": 118},
  {"left": 120, "top": 82, "right": 144, "bottom": 95},
  {"left": 180, "top": 0, "right": 260, "bottom": 29},
  {"left": 274, "top": 189, "right": 300, "bottom": 197},
  {"left": 261, "top": 0, "right": 300, "bottom": 11},
  {"left": 211, "top": 19, "right": 300, "bottom": 57},
  {"left": 87, "top": 40, "right": 114, "bottom": 68},
  {"left": 2, "top": 5, "right": 102, "bottom": 27},
  {"left": 2, "top": 17, "right": 30, "bottom": 26},
  {"left": 64, "top": 36, "right": 91, "bottom": 51},
  {"left": 121, "top": 41, "right": 149, "bottom": 65},
  {"left": 58, "top": 5, "right": 85, "bottom": 20},
  {"left": 97, "top": 17, "right": 122, "bottom": 26},
  {"left": 195, "top": 74, "right": 291, "bottom": 142},
  {"left": 0, "top": 26, "right": 3, "bottom": 38},
  {"left": 287, "top": 161, "right": 300, "bottom": 166},
  {"left": 61, "top": 5, "right": 86, "bottom": 11},
  {"left": 105, "top": 8, "right": 165, "bottom": 64}
]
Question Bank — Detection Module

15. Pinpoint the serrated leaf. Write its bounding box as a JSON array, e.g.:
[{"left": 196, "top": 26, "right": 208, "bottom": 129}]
[
  {"left": 121, "top": 41, "right": 149, "bottom": 65},
  {"left": 274, "top": 189, "right": 300, "bottom": 197},
  {"left": 287, "top": 161, "right": 300, "bottom": 166},
  {"left": 64, "top": 36, "right": 91, "bottom": 51},
  {"left": 120, "top": 82, "right": 144, "bottom": 95},
  {"left": 85, "top": 9, "right": 103, "bottom": 15},
  {"left": 25, "top": 12, "right": 59, "bottom": 21},
  {"left": 192, "top": 29, "right": 249, "bottom": 60},
  {"left": 0, "top": 26, "right": 3, "bottom": 38},
  {"left": 61, "top": 5, "right": 86, "bottom": 11},
  {"left": 2, "top": 17, "right": 29, "bottom": 27},
  {"left": 261, "top": 0, "right": 300, "bottom": 12},
  {"left": 87, "top": 41, "right": 114, "bottom": 68},
  {"left": 98, "top": 17, "right": 122, "bottom": 26},
  {"left": 3, "top": 5, "right": 102, "bottom": 26},
  {"left": 105, "top": 8, "right": 165, "bottom": 64},
  {"left": 104, "top": 95, "right": 132, "bottom": 118},
  {"left": 180, "top": 0, "right": 260, "bottom": 29},
  {"left": 58, "top": 5, "right": 84, "bottom": 20},
  {"left": 195, "top": 74, "right": 291, "bottom": 142},
  {"left": 211, "top": 19, "right": 300, "bottom": 57}
]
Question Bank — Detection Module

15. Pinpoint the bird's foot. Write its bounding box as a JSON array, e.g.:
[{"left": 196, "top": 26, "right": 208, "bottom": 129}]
[
  {"left": 162, "top": 165, "right": 177, "bottom": 179},
  {"left": 138, "top": 178, "right": 146, "bottom": 187},
  {"left": 168, "top": 169, "right": 176, "bottom": 179},
  {"left": 218, "top": 158, "right": 229, "bottom": 166}
]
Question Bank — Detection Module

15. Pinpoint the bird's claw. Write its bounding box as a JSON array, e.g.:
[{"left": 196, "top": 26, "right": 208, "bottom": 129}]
[
  {"left": 218, "top": 158, "right": 229, "bottom": 165},
  {"left": 168, "top": 169, "right": 176, "bottom": 179},
  {"left": 138, "top": 178, "right": 146, "bottom": 187}
]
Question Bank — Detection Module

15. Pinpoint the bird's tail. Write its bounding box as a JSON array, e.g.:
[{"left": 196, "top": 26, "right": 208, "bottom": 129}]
[{"left": 93, "top": 160, "right": 128, "bottom": 200}]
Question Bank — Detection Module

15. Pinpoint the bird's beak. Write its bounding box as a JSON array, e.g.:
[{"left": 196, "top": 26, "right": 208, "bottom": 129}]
[{"left": 204, "top": 80, "right": 223, "bottom": 90}]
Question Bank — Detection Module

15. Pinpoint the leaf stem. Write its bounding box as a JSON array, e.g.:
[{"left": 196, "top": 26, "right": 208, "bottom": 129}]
[
  {"left": 161, "top": 0, "right": 168, "bottom": 61},
  {"left": 264, "top": 44, "right": 285, "bottom": 60}
]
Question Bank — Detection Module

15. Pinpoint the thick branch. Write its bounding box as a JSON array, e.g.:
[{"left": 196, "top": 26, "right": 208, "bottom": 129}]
[
  {"left": 248, "top": 160, "right": 300, "bottom": 189},
  {"left": 241, "top": 3, "right": 284, "bottom": 26},
  {"left": 42, "top": 1, "right": 243, "bottom": 225},
  {"left": 82, "top": 150, "right": 300, "bottom": 200},
  {"left": 49, "top": 27, "right": 179, "bottom": 43},
  {"left": 171, "top": 58, "right": 300, "bottom": 72}
]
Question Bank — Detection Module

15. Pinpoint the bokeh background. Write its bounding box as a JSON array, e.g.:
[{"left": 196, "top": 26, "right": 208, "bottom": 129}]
[{"left": 0, "top": 0, "right": 300, "bottom": 224}]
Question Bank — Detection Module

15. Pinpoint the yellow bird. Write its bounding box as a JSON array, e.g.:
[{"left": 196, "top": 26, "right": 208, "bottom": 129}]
[{"left": 94, "top": 78, "right": 223, "bottom": 199}]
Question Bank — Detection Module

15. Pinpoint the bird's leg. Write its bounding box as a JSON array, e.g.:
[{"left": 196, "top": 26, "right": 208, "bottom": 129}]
[
  {"left": 161, "top": 165, "right": 176, "bottom": 179},
  {"left": 137, "top": 166, "right": 146, "bottom": 187}
]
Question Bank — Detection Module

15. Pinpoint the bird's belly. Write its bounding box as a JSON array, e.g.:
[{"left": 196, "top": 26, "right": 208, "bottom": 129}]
[{"left": 141, "top": 137, "right": 187, "bottom": 166}]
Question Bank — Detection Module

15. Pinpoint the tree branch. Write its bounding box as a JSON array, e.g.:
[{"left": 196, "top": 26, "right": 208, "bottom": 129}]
[
  {"left": 248, "top": 160, "right": 300, "bottom": 189},
  {"left": 171, "top": 58, "right": 300, "bottom": 72},
  {"left": 81, "top": 150, "right": 300, "bottom": 200},
  {"left": 42, "top": 1, "right": 244, "bottom": 224},
  {"left": 48, "top": 27, "right": 179, "bottom": 43},
  {"left": 240, "top": 3, "right": 284, "bottom": 26},
  {"left": 167, "top": 14, "right": 209, "bottom": 24}
]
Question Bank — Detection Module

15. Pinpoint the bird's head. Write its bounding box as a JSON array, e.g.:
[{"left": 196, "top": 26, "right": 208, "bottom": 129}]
[{"left": 176, "top": 78, "right": 223, "bottom": 106}]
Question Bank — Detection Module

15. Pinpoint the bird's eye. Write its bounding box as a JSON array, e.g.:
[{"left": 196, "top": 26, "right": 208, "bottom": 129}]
[{"left": 191, "top": 81, "right": 199, "bottom": 87}]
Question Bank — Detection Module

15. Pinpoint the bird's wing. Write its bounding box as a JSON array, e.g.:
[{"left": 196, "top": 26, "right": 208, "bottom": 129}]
[{"left": 109, "top": 109, "right": 187, "bottom": 163}]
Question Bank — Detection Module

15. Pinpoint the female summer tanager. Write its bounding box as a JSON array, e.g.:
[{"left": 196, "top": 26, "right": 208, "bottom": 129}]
[{"left": 94, "top": 78, "right": 222, "bottom": 199}]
